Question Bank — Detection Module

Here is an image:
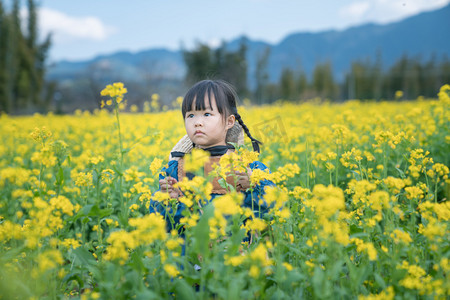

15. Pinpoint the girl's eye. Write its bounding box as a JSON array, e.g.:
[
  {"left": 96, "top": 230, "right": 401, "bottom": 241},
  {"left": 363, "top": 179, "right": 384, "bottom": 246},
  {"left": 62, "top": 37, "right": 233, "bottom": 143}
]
[
  {"left": 187, "top": 114, "right": 194, "bottom": 118},
  {"left": 204, "top": 112, "right": 211, "bottom": 117}
]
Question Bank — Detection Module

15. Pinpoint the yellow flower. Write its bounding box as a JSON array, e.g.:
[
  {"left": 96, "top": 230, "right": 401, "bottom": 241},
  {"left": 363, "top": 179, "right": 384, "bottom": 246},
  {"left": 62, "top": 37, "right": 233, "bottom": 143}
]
[
  {"left": 123, "top": 166, "right": 146, "bottom": 182},
  {"left": 351, "top": 238, "right": 377, "bottom": 261},
  {"left": 101, "top": 169, "right": 115, "bottom": 184},
  {"left": 30, "top": 126, "right": 53, "bottom": 144},
  {"left": 358, "top": 286, "right": 394, "bottom": 300},
  {"left": 37, "top": 249, "right": 64, "bottom": 273},
  {"left": 60, "top": 238, "right": 81, "bottom": 249},
  {"left": 395, "top": 90, "right": 404, "bottom": 99},
  {"left": 100, "top": 82, "right": 127, "bottom": 104},
  {"left": 213, "top": 192, "right": 243, "bottom": 216},
  {"left": 432, "top": 163, "right": 449, "bottom": 179},
  {"left": 184, "top": 148, "right": 210, "bottom": 173},
  {"left": 249, "top": 265, "right": 260, "bottom": 278},
  {"left": 224, "top": 254, "right": 245, "bottom": 266},
  {"left": 390, "top": 229, "right": 412, "bottom": 244},
  {"left": 307, "top": 184, "right": 345, "bottom": 219},
  {"left": 264, "top": 186, "right": 288, "bottom": 210},
  {"left": 250, "top": 168, "right": 273, "bottom": 186},
  {"left": 166, "top": 237, "right": 183, "bottom": 250},
  {"left": 245, "top": 218, "right": 267, "bottom": 231},
  {"left": 249, "top": 244, "right": 271, "bottom": 266},
  {"left": 129, "top": 203, "right": 139, "bottom": 211},
  {"left": 163, "top": 264, "right": 179, "bottom": 277},
  {"left": 283, "top": 262, "right": 293, "bottom": 271},
  {"left": 240, "top": 148, "right": 260, "bottom": 166},
  {"left": 74, "top": 171, "right": 93, "bottom": 187},
  {"left": 383, "top": 176, "right": 405, "bottom": 194},
  {"left": 404, "top": 186, "right": 424, "bottom": 200},
  {"left": 149, "top": 157, "right": 164, "bottom": 175},
  {"left": 271, "top": 163, "right": 300, "bottom": 184},
  {"left": 49, "top": 195, "right": 76, "bottom": 216},
  {"left": 438, "top": 84, "right": 450, "bottom": 103}
]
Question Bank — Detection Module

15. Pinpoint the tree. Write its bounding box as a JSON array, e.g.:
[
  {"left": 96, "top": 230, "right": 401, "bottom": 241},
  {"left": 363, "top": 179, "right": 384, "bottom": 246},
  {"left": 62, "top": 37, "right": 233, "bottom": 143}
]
[
  {"left": 253, "top": 46, "right": 270, "bottom": 104},
  {"left": 0, "top": 1, "right": 10, "bottom": 112},
  {"left": 296, "top": 70, "right": 308, "bottom": 99},
  {"left": 279, "top": 68, "right": 295, "bottom": 100},
  {"left": 312, "top": 61, "right": 337, "bottom": 100},
  {"left": 0, "top": 0, "right": 52, "bottom": 114},
  {"left": 183, "top": 39, "right": 248, "bottom": 96},
  {"left": 183, "top": 43, "right": 215, "bottom": 86}
]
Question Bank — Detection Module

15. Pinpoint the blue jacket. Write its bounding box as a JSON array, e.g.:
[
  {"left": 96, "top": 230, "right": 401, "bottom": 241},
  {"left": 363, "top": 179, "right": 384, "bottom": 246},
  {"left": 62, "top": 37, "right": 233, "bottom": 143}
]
[{"left": 148, "top": 159, "right": 275, "bottom": 231}]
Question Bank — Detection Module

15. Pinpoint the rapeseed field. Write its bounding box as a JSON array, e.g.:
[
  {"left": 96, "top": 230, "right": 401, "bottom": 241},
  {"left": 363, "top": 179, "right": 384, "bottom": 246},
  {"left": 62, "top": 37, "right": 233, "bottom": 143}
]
[{"left": 0, "top": 84, "right": 449, "bottom": 299}]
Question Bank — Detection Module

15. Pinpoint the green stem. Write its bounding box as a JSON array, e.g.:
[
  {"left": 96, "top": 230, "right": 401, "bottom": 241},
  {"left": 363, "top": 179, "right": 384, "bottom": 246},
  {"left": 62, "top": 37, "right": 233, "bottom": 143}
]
[
  {"left": 114, "top": 102, "right": 124, "bottom": 169},
  {"left": 306, "top": 140, "right": 310, "bottom": 189},
  {"left": 383, "top": 144, "right": 388, "bottom": 179},
  {"left": 335, "top": 144, "right": 339, "bottom": 187},
  {"left": 97, "top": 218, "right": 103, "bottom": 245},
  {"left": 114, "top": 101, "right": 125, "bottom": 214},
  {"left": 434, "top": 179, "right": 438, "bottom": 203}
]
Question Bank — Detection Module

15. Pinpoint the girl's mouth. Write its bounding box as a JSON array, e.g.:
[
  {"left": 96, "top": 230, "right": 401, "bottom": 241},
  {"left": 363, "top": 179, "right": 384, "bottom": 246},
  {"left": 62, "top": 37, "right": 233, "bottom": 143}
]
[{"left": 194, "top": 131, "right": 204, "bottom": 135}]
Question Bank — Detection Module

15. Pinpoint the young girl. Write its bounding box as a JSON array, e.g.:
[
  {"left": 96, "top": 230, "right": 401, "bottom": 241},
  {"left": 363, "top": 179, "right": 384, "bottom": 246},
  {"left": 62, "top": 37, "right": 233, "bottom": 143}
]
[{"left": 149, "top": 79, "right": 274, "bottom": 229}]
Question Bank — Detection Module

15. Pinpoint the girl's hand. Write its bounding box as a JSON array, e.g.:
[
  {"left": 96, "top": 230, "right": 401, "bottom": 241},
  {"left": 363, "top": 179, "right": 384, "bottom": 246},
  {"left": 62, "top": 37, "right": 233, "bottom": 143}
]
[
  {"left": 235, "top": 168, "right": 252, "bottom": 191},
  {"left": 159, "top": 177, "right": 182, "bottom": 199}
]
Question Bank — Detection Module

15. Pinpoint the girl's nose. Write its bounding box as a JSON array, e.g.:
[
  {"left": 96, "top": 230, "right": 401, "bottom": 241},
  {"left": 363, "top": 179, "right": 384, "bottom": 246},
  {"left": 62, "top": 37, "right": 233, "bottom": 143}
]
[{"left": 194, "top": 119, "right": 203, "bottom": 127}]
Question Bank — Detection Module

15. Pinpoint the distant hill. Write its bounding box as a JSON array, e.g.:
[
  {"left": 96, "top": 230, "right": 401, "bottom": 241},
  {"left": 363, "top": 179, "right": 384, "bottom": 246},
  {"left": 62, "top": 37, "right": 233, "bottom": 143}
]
[{"left": 47, "top": 4, "right": 450, "bottom": 88}]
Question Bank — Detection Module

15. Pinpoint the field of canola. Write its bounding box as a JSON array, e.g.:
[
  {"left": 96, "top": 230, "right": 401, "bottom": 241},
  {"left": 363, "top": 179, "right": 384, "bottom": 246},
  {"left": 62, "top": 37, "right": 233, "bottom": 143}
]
[{"left": 0, "top": 84, "right": 449, "bottom": 299}]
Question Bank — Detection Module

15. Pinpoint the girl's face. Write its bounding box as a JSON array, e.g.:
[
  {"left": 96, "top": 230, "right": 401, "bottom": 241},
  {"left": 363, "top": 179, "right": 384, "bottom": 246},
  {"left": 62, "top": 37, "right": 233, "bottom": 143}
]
[{"left": 184, "top": 94, "right": 235, "bottom": 149}]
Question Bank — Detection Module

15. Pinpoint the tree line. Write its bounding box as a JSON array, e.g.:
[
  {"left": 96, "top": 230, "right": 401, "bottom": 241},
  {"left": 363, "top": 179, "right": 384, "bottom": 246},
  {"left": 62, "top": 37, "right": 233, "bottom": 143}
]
[
  {"left": 185, "top": 42, "right": 450, "bottom": 103},
  {"left": 1, "top": 1, "right": 449, "bottom": 114},
  {"left": 0, "top": 0, "right": 53, "bottom": 114}
]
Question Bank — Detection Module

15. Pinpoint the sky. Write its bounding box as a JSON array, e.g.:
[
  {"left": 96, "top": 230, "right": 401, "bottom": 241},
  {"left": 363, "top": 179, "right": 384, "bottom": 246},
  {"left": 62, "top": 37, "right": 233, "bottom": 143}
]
[{"left": 23, "top": 0, "right": 450, "bottom": 62}]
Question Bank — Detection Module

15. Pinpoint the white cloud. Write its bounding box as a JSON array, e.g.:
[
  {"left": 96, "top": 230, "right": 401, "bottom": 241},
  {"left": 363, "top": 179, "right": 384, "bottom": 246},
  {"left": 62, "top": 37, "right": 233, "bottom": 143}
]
[
  {"left": 206, "top": 38, "right": 221, "bottom": 49},
  {"left": 339, "top": 0, "right": 449, "bottom": 24},
  {"left": 339, "top": 1, "right": 371, "bottom": 20},
  {"left": 37, "top": 8, "right": 116, "bottom": 43}
]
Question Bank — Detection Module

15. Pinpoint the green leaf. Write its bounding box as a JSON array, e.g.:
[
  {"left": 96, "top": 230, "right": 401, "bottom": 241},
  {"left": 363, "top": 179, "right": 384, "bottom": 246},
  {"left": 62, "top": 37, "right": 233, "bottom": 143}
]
[
  {"left": 218, "top": 177, "right": 235, "bottom": 191},
  {"left": 218, "top": 178, "right": 227, "bottom": 189},
  {"left": 174, "top": 278, "right": 196, "bottom": 300},
  {"left": 395, "top": 166, "right": 406, "bottom": 178},
  {"left": 56, "top": 167, "right": 64, "bottom": 184},
  {"left": 192, "top": 204, "right": 214, "bottom": 257},
  {"left": 135, "top": 290, "right": 160, "bottom": 300},
  {"left": 62, "top": 273, "right": 84, "bottom": 290},
  {"left": 80, "top": 204, "right": 114, "bottom": 218},
  {"left": 374, "top": 273, "right": 387, "bottom": 289},
  {"left": 72, "top": 247, "right": 97, "bottom": 266}
]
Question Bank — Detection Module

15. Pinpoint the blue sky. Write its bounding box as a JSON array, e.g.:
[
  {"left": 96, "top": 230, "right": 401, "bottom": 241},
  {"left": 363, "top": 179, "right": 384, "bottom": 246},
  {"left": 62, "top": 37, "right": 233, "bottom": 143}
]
[{"left": 29, "top": 0, "right": 450, "bottom": 62}]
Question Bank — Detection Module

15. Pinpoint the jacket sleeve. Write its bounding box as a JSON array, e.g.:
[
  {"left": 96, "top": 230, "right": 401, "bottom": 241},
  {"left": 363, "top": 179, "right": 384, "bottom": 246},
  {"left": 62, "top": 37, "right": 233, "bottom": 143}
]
[
  {"left": 148, "top": 160, "right": 179, "bottom": 216},
  {"left": 243, "top": 161, "right": 276, "bottom": 218}
]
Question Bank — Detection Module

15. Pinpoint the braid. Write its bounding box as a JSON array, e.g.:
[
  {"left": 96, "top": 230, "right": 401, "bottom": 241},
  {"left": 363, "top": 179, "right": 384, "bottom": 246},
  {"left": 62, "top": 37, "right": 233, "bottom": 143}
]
[{"left": 234, "top": 113, "right": 262, "bottom": 153}]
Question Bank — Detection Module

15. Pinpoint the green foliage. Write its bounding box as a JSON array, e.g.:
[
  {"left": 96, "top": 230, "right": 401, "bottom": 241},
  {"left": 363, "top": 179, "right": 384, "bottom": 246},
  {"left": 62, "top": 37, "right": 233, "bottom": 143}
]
[
  {"left": 183, "top": 39, "right": 248, "bottom": 96},
  {"left": 0, "top": 0, "right": 52, "bottom": 114}
]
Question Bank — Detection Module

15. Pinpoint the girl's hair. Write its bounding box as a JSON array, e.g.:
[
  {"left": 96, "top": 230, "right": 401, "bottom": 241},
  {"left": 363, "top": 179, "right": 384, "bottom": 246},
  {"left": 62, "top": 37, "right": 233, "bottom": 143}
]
[{"left": 182, "top": 79, "right": 262, "bottom": 152}]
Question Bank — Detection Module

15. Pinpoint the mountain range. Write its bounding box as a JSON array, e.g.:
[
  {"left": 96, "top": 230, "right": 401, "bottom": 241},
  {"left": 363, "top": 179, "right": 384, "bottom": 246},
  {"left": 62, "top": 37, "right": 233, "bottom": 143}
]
[{"left": 47, "top": 4, "right": 450, "bottom": 88}]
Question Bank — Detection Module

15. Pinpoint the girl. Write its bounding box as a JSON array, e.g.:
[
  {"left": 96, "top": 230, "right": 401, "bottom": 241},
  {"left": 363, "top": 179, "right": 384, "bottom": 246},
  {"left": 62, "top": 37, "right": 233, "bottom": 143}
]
[{"left": 149, "top": 79, "right": 274, "bottom": 229}]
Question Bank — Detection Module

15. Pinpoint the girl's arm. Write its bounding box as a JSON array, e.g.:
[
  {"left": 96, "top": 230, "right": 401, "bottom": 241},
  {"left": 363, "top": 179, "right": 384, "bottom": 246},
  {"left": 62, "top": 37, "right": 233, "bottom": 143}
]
[{"left": 149, "top": 159, "right": 188, "bottom": 232}]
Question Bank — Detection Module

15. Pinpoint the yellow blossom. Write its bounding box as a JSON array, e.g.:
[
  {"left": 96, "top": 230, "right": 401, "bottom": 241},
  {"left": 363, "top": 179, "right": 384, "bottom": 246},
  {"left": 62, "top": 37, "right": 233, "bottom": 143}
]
[
  {"left": 149, "top": 157, "right": 164, "bottom": 174},
  {"left": 390, "top": 229, "right": 412, "bottom": 244},
  {"left": 183, "top": 148, "right": 209, "bottom": 173},
  {"left": 163, "top": 264, "right": 179, "bottom": 277},
  {"left": 213, "top": 192, "right": 243, "bottom": 216},
  {"left": 100, "top": 82, "right": 127, "bottom": 105}
]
